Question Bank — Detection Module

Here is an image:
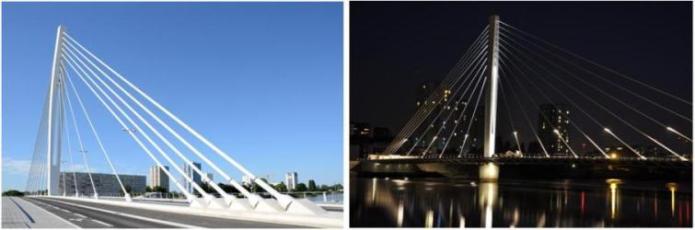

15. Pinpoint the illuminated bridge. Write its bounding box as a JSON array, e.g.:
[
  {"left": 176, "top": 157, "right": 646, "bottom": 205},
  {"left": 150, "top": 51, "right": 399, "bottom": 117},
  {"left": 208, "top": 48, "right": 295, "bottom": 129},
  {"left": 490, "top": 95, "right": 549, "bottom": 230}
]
[{"left": 356, "top": 15, "right": 692, "bottom": 180}]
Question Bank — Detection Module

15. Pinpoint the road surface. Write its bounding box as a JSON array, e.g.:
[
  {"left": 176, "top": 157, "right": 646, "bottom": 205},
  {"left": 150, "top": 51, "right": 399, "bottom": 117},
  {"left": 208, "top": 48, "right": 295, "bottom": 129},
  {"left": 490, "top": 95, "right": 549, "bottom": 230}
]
[
  {"left": 25, "top": 197, "right": 305, "bottom": 228},
  {"left": 2, "top": 197, "right": 76, "bottom": 228}
]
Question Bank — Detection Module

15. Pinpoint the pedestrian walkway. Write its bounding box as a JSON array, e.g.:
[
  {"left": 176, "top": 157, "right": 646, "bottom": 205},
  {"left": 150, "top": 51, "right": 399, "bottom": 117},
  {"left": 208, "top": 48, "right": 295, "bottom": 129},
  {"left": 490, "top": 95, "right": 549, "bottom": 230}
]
[{"left": 2, "top": 197, "right": 76, "bottom": 228}]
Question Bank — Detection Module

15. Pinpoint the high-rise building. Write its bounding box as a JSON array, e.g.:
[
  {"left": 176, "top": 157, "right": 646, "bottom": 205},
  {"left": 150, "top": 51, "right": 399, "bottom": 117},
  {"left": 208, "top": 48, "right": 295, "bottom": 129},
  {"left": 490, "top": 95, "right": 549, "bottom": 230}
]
[
  {"left": 285, "top": 172, "right": 298, "bottom": 191},
  {"left": 458, "top": 106, "right": 485, "bottom": 155},
  {"left": 148, "top": 165, "right": 169, "bottom": 191},
  {"left": 538, "top": 104, "right": 570, "bottom": 156},
  {"left": 202, "top": 173, "right": 214, "bottom": 184},
  {"left": 414, "top": 81, "right": 453, "bottom": 156},
  {"left": 183, "top": 162, "right": 202, "bottom": 193},
  {"left": 59, "top": 172, "right": 145, "bottom": 196}
]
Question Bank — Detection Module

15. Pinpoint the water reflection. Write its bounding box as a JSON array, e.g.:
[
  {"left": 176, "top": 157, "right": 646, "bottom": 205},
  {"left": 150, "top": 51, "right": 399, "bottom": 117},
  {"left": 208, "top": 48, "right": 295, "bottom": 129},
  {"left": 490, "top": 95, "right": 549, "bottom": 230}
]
[
  {"left": 350, "top": 176, "right": 692, "bottom": 227},
  {"left": 479, "top": 182, "right": 497, "bottom": 228},
  {"left": 606, "top": 179, "right": 621, "bottom": 220}
]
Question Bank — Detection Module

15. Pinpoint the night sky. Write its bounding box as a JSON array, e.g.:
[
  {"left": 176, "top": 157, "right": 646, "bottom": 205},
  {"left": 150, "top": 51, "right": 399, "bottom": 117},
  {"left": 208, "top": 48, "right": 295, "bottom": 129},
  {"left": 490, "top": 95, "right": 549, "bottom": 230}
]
[{"left": 350, "top": 1, "right": 692, "bottom": 154}]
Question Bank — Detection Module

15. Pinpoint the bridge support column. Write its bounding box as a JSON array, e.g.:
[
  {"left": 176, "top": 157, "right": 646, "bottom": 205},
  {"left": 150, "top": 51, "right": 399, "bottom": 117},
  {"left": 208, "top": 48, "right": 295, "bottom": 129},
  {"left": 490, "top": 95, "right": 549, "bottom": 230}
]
[
  {"left": 47, "top": 25, "right": 66, "bottom": 196},
  {"left": 483, "top": 15, "right": 500, "bottom": 159},
  {"left": 481, "top": 15, "right": 500, "bottom": 181}
]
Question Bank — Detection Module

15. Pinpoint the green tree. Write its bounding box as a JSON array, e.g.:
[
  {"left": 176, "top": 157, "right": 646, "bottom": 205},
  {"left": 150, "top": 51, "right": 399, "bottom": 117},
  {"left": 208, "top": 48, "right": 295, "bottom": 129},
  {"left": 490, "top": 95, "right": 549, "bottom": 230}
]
[
  {"left": 218, "top": 183, "right": 241, "bottom": 194},
  {"left": 2, "top": 190, "right": 24, "bottom": 196},
  {"left": 295, "top": 183, "right": 307, "bottom": 192},
  {"left": 275, "top": 182, "right": 288, "bottom": 192},
  {"left": 308, "top": 180, "right": 317, "bottom": 191},
  {"left": 251, "top": 178, "right": 269, "bottom": 193},
  {"left": 152, "top": 186, "right": 168, "bottom": 193},
  {"left": 145, "top": 186, "right": 152, "bottom": 192}
]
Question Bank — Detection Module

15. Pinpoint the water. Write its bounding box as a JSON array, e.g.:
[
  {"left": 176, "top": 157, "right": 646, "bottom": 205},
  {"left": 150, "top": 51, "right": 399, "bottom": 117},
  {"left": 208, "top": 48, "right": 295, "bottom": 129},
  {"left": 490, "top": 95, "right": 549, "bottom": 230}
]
[
  {"left": 350, "top": 176, "right": 692, "bottom": 227},
  {"left": 304, "top": 192, "right": 344, "bottom": 204}
]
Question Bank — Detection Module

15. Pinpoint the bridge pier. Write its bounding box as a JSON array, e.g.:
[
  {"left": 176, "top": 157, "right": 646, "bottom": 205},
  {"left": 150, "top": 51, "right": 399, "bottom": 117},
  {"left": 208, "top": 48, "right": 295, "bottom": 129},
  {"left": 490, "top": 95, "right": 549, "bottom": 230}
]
[{"left": 479, "top": 162, "right": 499, "bottom": 182}]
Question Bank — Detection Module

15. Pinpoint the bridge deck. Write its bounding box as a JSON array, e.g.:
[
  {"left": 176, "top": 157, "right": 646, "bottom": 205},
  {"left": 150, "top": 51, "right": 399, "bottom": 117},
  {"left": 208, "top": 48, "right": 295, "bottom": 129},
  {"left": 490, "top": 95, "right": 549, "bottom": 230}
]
[
  {"left": 367, "top": 155, "right": 691, "bottom": 166},
  {"left": 1, "top": 197, "right": 76, "bottom": 228}
]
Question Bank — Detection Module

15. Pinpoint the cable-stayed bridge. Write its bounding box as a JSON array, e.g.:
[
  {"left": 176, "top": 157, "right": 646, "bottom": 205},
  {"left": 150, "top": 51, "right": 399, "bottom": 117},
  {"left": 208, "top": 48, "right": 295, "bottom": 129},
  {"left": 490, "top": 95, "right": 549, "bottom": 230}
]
[
  {"left": 357, "top": 15, "right": 692, "bottom": 180},
  {"left": 22, "top": 25, "right": 341, "bottom": 228}
]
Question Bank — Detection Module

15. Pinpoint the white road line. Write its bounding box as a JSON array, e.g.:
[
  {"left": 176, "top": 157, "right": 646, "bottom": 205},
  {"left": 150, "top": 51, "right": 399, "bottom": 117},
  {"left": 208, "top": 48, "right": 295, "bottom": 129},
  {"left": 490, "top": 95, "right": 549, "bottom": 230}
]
[
  {"left": 90, "top": 219, "right": 114, "bottom": 227},
  {"left": 43, "top": 198, "right": 205, "bottom": 228},
  {"left": 74, "top": 213, "right": 87, "bottom": 218}
]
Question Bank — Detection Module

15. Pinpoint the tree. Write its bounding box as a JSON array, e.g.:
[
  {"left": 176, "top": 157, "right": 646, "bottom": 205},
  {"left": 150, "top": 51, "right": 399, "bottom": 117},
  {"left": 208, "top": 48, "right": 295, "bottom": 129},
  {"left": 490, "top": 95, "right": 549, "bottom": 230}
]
[
  {"left": 275, "top": 182, "right": 288, "bottom": 192},
  {"left": 121, "top": 185, "right": 132, "bottom": 195},
  {"left": 308, "top": 180, "right": 317, "bottom": 191},
  {"left": 218, "top": 183, "right": 241, "bottom": 194},
  {"left": 295, "top": 183, "right": 308, "bottom": 192},
  {"left": 152, "top": 186, "right": 168, "bottom": 193},
  {"left": 320, "top": 185, "right": 329, "bottom": 191},
  {"left": 251, "top": 178, "right": 269, "bottom": 193},
  {"left": 2, "top": 190, "right": 24, "bottom": 196},
  {"left": 145, "top": 186, "right": 152, "bottom": 192}
]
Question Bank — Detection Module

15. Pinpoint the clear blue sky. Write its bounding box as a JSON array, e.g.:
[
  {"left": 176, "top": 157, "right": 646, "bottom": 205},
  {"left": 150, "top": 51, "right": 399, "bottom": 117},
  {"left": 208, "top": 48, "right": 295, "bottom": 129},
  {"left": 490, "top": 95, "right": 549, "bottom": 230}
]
[{"left": 2, "top": 2, "right": 343, "bottom": 191}]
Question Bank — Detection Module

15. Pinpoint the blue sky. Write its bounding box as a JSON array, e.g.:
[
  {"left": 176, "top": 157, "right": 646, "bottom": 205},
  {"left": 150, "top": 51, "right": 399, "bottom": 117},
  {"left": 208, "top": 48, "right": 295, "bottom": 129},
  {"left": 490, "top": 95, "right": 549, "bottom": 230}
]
[{"left": 2, "top": 2, "right": 343, "bottom": 191}]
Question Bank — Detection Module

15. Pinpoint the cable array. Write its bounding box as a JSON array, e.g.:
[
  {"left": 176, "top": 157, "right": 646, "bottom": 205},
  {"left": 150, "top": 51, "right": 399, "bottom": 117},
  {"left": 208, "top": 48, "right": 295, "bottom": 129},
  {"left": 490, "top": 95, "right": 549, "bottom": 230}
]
[
  {"left": 25, "top": 28, "right": 323, "bottom": 213},
  {"left": 383, "top": 20, "right": 691, "bottom": 161}
]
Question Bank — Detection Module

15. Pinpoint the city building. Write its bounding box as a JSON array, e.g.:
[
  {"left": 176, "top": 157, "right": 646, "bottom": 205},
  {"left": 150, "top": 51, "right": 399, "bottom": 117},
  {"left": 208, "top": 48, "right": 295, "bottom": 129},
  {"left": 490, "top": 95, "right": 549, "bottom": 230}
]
[
  {"left": 58, "top": 172, "right": 145, "bottom": 196},
  {"left": 538, "top": 104, "right": 570, "bottom": 156},
  {"left": 416, "top": 81, "right": 443, "bottom": 107},
  {"left": 285, "top": 172, "right": 298, "bottom": 191},
  {"left": 350, "top": 122, "right": 393, "bottom": 159},
  {"left": 413, "top": 81, "right": 468, "bottom": 156},
  {"left": 461, "top": 106, "right": 485, "bottom": 155},
  {"left": 242, "top": 175, "right": 253, "bottom": 186},
  {"left": 183, "top": 162, "right": 202, "bottom": 193},
  {"left": 148, "top": 165, "right": 169, "bottom": 191},
  {"left": 202, "top": 173, "right": 214, "bottom": 184}
]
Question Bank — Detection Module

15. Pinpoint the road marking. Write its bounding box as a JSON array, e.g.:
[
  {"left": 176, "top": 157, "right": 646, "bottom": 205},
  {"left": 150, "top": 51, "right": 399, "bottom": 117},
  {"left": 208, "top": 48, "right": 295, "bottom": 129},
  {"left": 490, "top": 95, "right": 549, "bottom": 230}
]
[
  {"left": 74, "top": 213, "right": 87, "bottom": 218},
  {"left": 91, "top": 219, "right": 114, "bottom": 227},
  {"left": 43, "top": 198, "right": 205, "bottom": 228}
]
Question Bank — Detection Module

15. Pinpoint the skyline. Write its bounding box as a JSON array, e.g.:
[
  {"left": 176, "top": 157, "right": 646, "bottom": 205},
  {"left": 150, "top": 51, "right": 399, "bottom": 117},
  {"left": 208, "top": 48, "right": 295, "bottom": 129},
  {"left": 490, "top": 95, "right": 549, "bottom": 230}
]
[{"left": 2, "top": 2, "right": 343, "bottom": 191}]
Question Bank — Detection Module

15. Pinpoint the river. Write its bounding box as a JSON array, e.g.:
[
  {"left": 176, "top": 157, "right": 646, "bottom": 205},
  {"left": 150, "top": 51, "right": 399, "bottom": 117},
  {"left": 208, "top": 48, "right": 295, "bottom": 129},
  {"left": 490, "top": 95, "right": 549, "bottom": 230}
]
[{"left": 350, "top": 176, "right": 691, "bottom": 227}]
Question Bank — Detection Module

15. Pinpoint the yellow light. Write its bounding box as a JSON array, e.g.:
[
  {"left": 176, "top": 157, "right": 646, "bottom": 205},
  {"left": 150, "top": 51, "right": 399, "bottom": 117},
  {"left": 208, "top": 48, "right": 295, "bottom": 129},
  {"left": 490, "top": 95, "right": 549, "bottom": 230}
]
[
  {"left": 479, "top": 163, "right": 499, "bottom": 182},
  {"left": 666, "top": 183, "right": 678, "bottom": 216},
  {"left": 609, "top": 152, "right": 618, "bottom": 159}
]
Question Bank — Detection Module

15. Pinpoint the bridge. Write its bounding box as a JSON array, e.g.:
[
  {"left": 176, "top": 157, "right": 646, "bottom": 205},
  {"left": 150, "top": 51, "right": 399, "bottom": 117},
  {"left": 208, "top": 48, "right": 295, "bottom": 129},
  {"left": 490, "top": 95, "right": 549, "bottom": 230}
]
[
  {"left": 356, "top": 15, "right": 692, "bottom": 180},
  {"left": 18, "top": 25, "right": 341, "bottom": 228}
]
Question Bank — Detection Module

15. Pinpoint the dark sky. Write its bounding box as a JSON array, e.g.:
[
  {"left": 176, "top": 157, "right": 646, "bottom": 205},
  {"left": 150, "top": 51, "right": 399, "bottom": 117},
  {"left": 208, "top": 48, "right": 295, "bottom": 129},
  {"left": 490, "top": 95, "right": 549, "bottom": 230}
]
[{"left": 350, "top": 1, "right": 692, "bottom": 153}]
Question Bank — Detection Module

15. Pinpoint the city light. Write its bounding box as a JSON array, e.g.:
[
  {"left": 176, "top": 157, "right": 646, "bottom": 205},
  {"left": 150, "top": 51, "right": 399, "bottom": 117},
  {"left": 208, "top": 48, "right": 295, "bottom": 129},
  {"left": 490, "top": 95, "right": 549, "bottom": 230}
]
[
  {"left": 602, "top": 128, "right": 647, "bottom": 160},
  {"left": 609, "top": 152, "right": 618, "bottom": 160}
]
